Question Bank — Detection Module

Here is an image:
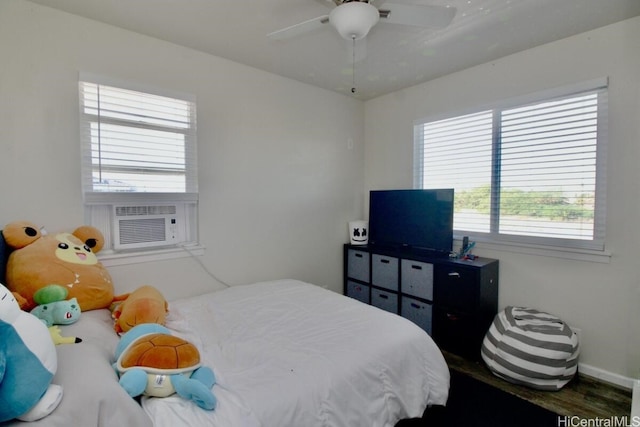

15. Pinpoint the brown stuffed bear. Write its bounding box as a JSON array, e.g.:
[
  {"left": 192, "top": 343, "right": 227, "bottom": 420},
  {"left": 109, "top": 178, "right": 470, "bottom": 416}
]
[{"left": 3, "top": 221, "right": 114, "bottom": 312}]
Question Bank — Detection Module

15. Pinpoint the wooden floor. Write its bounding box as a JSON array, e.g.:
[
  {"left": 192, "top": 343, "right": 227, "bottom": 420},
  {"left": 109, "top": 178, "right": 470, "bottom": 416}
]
[{"left": 443, "top": 351, "right": 632, "bottom": 420}]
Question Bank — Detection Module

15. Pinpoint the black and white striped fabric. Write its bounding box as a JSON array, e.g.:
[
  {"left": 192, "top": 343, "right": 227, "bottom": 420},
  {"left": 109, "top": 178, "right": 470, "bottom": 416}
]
[{"left": 481, "top": 306, "right": 580, "bottom": 390}]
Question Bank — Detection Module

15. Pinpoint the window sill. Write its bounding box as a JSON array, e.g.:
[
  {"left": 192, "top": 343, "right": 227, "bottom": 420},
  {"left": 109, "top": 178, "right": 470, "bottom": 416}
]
[
  {"left": 98, "top": 244, "right": 205, "bottom": 268},
  {"left": 456, "top": 239, "right": 612, "bottom": 263}
]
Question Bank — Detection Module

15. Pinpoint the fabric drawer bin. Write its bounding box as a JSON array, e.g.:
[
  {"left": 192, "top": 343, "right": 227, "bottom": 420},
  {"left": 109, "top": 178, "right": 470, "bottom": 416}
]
[
  {"left": 401, "top": 260, "right": 433, "bottom": 300},
  {"left": 346, "top": 281, "right": 370, "bottom": 304},
  {"left": 401, "top": 296, "right": 432, "bottom": 335},
  {"left": 371, "top": 289, "right": 398, "bottom": 314},
  {"left": 372, "top": 254, "right": 399, "bottom": 291},
  {"left": 347, "top": 249, "right": 369, "bottom": 282}
]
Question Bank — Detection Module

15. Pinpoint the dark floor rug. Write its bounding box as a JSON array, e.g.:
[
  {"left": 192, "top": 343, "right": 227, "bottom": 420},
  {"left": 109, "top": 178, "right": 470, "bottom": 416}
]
[{"left": 396, "top": 370, "right": 561, "bottom": 427}]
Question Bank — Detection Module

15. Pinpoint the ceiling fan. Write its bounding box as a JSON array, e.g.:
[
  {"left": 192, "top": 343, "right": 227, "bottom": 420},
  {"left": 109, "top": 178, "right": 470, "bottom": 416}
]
[{"left": 267, "top": 0, "right": 457, "bottom": 42}]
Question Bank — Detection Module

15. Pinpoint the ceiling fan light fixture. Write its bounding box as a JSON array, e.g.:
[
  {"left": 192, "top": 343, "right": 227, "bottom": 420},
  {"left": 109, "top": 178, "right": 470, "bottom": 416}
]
[{"left": 329, "top": 2, "right": 380, "bottom": 41}]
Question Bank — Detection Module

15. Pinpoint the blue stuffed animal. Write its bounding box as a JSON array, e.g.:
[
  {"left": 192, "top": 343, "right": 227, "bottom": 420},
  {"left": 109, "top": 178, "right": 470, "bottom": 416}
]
[
  {"left": 0, "top": 283, "right": 63, "bottom": 422},
  {"left": 113, "top": 323, "right": 217, "bottom": 410}
]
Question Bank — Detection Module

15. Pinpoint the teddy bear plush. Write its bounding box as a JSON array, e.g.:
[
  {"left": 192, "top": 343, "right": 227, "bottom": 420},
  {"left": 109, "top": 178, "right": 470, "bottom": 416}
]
[
  {"left": 0, "top": 282, "right": 63, "bottom": 422},
  {"left": 3, "top": 221, "right": 114, "bottom": 312}
]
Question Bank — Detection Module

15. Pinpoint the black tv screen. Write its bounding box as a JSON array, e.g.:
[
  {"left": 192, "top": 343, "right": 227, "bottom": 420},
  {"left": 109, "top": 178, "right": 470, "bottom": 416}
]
[{"left": 368, "top": 189, "right": 454, "bottom": 255}]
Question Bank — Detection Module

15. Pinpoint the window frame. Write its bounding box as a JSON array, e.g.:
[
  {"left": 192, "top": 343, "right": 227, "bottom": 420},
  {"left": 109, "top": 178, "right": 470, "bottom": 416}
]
[
  {"left": 413, "top": 78, "right": 609, "bottom": 257},
  {"left": 79, "top": 73, "right": 200, "bottom": 256}
]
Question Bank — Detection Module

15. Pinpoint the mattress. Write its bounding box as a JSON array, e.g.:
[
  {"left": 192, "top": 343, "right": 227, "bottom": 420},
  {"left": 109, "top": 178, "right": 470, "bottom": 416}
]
[{"left": 142, "top": 279, "right": 450, "bottom": 427}]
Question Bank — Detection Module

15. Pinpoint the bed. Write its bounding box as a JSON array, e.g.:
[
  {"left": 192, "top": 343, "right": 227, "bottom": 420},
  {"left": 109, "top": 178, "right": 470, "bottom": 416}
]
[{"left": 2, "top": 279, "right": 449, "bottom": 427}]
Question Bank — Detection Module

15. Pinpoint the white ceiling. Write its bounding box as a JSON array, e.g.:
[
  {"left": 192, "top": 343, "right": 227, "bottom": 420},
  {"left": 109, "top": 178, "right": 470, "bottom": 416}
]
[{"left": 27, "top": 0, "right": 640, "bottom": 100}]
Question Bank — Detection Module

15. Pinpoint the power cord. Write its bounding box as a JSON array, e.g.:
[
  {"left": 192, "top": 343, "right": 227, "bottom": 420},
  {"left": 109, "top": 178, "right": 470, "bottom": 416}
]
[{"left": 178, "top": 243, "right": 231, "bottom": 288}]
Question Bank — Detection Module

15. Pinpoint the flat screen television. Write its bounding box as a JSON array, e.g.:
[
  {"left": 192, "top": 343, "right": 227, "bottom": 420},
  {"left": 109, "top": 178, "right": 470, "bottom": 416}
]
[{"left": 368, "top": 189, "right": 454, "bottom": 256}]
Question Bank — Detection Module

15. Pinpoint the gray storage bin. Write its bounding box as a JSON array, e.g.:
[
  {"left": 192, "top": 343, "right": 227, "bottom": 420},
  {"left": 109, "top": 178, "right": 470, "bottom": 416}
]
[
  {"left": 371, "top": 289, "right": 398, "bottom": 314},
  {"left": 347, "top": 249, "right": 370, "bottom": 282},
  {"left": 371, "top": 254, "right": 399, "bottom": 291},
  {"left": 401, "top": 296, "right": 433, "bottom": 335},
  {"left": 346, "top": 280, "right": 370, "bottom": 304},
  {"left": 401, "top": 259, "right": 433, "bottom": 300}
]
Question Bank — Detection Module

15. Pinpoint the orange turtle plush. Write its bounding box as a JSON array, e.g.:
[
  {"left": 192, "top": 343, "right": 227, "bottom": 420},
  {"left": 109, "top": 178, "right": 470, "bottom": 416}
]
[{"left": 3, "top": 221, "right": 114, "bottom": 312}]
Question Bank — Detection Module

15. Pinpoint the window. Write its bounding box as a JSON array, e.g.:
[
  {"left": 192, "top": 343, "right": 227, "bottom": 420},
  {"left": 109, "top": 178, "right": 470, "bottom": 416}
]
[
  {"left": 79, "top": 74, "right": 199, "bottom": 254},
  {"left": 414, "top": 79, "right": 608, "bottom": 252}
]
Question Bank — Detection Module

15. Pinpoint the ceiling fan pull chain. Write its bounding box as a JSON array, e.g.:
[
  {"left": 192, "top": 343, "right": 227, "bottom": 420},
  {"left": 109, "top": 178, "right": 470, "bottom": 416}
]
[{"left": 351, "top": 36, "right": 356, "bottom": 94}]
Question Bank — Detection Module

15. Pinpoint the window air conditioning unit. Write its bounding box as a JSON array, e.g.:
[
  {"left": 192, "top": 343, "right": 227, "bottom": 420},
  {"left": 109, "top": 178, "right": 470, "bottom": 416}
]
[{"left": 112, "top": 203, "right": 186, "bottom": 250}]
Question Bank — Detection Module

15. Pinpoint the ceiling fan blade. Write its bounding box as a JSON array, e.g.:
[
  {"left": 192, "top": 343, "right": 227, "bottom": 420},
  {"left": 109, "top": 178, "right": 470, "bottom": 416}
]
[
  {"left": 314, "top": 0, "right": 341, "bottom": 7},
  {"left": 379, "top": 3, "right": 456, "bottom": 28},
  {"left": 267, "top": 15, "right": 330, "bottom": 41}
]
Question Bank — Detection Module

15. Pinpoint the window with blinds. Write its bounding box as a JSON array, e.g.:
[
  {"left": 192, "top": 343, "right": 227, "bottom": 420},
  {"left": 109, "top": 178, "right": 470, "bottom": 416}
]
[
  {"left": 414, "top": 80, "right": 607, "bottom": 251},
  {"left": 80, "top": 79, "right": 197, "bottom": 195},
  {"left": 79, "top": 74, "right": 199, "bottom": 253}
]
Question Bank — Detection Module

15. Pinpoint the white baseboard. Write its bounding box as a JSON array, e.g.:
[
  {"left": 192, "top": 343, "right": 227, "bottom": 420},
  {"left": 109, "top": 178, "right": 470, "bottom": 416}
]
[
  {"left": 579, "top": 363, "right": 635, "bottom": 390},
  {"left": 632, "top": 380, "right": 640, "bottom": 419}
]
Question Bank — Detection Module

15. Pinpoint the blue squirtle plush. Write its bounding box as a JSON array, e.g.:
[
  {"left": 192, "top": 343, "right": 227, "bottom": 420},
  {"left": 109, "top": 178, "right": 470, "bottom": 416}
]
[
  {"left": 0, "top": 282, "right": 63, "bottom": 422},
  {"left": 113, "top": 323, "right": 217, "bottom": 410}
]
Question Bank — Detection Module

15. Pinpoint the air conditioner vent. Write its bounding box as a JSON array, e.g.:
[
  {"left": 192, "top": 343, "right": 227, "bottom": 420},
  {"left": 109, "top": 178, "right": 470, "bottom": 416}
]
[
  {"left": 115, "top": 205, "right": 177, "bottom": 217},
  {"left": 112, "top": 203, "right": 186, "bottom": 250},
  {"left": 118, "top": 217, "right": 167, "bottom": 245}
]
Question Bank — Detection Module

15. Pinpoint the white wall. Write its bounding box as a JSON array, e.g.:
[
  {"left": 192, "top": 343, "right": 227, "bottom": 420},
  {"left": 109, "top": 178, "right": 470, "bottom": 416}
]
[
  {"left": 364, "top": 17, "right": 640, "bottom": 380},
  {"left": 0, "top": 0, "right": 364, "bottom": 300}
]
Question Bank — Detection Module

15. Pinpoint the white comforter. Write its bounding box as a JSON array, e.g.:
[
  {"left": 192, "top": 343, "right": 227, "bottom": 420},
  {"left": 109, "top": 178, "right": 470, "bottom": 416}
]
[{"left": 143, "top": 279, "right": 449, "bottom": 427}]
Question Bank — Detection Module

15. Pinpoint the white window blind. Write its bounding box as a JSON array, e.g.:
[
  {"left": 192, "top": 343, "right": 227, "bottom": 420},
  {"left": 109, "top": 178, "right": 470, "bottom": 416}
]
[
  {"left": 414, "top": 110, "right": 494, "bottom": 233},
  {"left": 80, "top": 78, "right": 197, "bottom": 195},
  {"left": 414, "top": 80, "right": 607, "bottom": 251}
]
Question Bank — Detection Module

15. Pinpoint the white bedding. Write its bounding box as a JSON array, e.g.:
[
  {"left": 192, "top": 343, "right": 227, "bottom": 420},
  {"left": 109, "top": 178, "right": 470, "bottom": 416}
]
[{"left": 143, "top": 279, "right": 449, "bottom": 427}]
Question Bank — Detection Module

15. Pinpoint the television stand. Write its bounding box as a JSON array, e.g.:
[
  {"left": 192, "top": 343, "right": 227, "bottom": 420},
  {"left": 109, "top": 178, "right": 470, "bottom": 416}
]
[{"left": 343, "top": 243, "right": 499, "bottom": 360}]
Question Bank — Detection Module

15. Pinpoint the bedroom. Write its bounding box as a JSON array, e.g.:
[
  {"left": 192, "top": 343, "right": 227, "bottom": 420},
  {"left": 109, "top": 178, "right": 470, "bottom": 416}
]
[{"left": 0, "top": 0, "right": 639, "bottom": 423}]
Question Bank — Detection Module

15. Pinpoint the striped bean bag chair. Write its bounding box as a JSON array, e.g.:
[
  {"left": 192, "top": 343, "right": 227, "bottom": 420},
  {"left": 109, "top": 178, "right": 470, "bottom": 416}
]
[{"left": 481, "top": 306, "right": 580, "bottom": 390}]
